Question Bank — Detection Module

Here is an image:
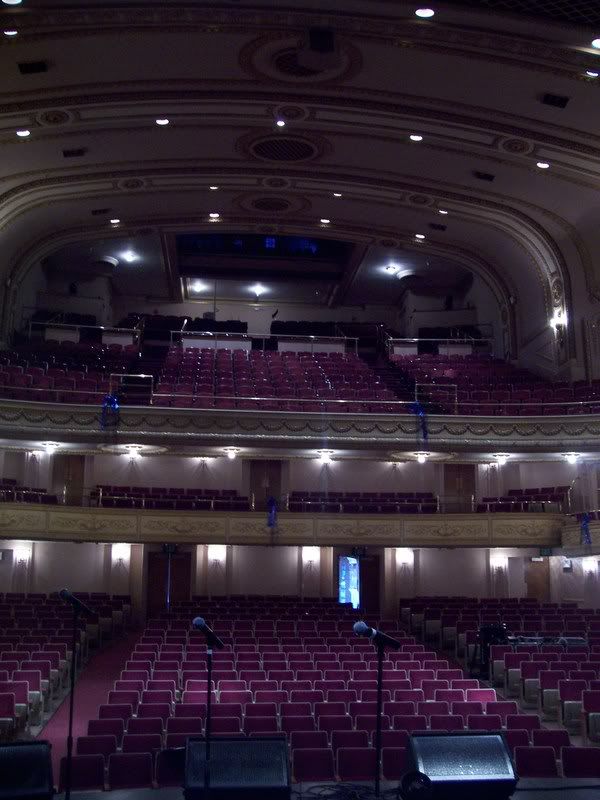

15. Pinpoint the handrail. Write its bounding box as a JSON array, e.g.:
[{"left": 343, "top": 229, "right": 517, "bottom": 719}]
[
  {"left": 386, "top": 336, "right": 494, "bottom": 345},
  {"left": 171, "top": 329, "right": 359, "bottom": 352}
]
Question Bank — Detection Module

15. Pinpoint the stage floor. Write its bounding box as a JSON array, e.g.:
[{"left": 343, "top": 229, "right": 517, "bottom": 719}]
[{"left": 55, "top": 777, "right": 600, "bottom": 800}]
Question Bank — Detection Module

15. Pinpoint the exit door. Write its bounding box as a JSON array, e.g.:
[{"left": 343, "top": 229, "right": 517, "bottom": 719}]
[{"left": 525, "top": 558, "right": 550, "bottom": 602}]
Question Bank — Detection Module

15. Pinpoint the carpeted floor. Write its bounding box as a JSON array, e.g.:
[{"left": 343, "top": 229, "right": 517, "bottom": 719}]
[{"left": 38, "top": 630, "right": 140, "bottom": 780}]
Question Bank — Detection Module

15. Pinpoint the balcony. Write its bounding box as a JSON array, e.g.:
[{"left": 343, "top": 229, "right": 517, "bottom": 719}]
[{"left": 0, "top": 502, "right": 564, "bottom": 547}]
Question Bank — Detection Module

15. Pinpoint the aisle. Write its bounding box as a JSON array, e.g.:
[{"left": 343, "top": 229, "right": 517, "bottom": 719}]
[{"left": 38, "top": 630, "right": 139, "bottom": 781}]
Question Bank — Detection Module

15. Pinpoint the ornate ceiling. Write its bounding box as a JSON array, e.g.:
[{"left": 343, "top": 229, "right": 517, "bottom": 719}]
[{"left": 0, "top": 1, "right": 599, "bottom": 367}]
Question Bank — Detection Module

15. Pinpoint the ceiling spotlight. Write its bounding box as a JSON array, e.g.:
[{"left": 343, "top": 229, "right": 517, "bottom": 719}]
[
  {"left": 110, "top": 218, "right": 120, "bottom": 225},
  {"left": 409, "top": 134, "right": 424, "bottom": 142},
  {"left": 121, "top": 250, "right": 138, "bottom": 263},
  {"left": 209, "top": 185, "right": 219, "bottom": 190},
  {"left": 536, "top": 161, "right": 550, "bottom": 169},
  {"left": 209, "top": 212, "right": 220, "bottom": 219},
  {"left": 592, "top": 38, "right": 600, "bottom": 49},
  {"left": 438, "top": 209, "right": 449, "bottom": 215},
  {"left": 276, "top": 119, "right": 286, "bottom": 127},
  {"left": 320, "top": 218, "right": 331, "bottom": 224},
  {"left": 16, "top": 129, "right": 30, "bottom": 138},
  {"left": 3, "top": 30, "right": 18, "bottom": 36},
  {"left": 155, "top": 118, "right": 170, "bottom": 126},
  {"left": 415, "top": 8, "right": 435, "bottom": 18},
  {"left": 250, "top": 283, "right": 267, "bottom": 298},
  {"left": 415, "top": 233, "right": 426, "bottom": 240},
  {"left": 416, "top": 452, "right": 429, "bottom": 464},
  {"left": 586, "top": 70, "right": 599, "bottom": 78},
  {"left": 564, "top": 453, "right": 579, "bottom": 465},
  {"left": 333, "top": 192, "right": 343, "bottom": 197}
]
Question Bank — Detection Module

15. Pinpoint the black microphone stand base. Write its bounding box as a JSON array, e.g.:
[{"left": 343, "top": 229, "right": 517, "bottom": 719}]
[{"left": 63, "top": 607, "right": 80, "bottom": 800}]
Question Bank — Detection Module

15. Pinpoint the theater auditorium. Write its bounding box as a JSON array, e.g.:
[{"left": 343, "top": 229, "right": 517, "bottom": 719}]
[{"left": 0, "top": 1, "right": 600, "bottom": 799}]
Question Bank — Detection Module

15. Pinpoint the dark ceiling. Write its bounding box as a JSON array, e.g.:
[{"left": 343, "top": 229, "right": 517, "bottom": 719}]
[{"left": 449, "top": 0, "right": 600, "bottom": 27}]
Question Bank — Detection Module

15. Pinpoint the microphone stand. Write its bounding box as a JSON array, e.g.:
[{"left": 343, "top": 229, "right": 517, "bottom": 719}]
[
  {"left": 374, "top": 637, "right": 385, "bottom": 798},
  {"left": 63, "top": 605, "right": 80, "bottom": 800},
  {"left": 204, "top": 645, "right": 213, "bottom": 800}
]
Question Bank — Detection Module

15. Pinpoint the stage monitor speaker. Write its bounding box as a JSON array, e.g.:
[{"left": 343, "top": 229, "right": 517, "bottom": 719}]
[
  {"left": 403, "top": 732, "right": 517, "bottom": 800},
  {"left": 184, "top": 737, "right": 291, "bottom": 800},
  {"left": 0, "top": 740, "right": 54, "bottom": 800}
]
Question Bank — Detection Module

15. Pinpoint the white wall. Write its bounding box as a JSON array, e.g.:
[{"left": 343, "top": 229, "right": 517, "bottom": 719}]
[
  {"left": 417, "top": 548, "right": 489, "bottom": 597},
  {"left": 231, "top": 545, "right": 300, "bottom": 596},
  {"left": 89, "top": 454, "right": 244, "bottom": 493},
  {"left": 289, "top": 459, "right": 440, "bottom": 495},
  {"left": 32, "top": 541, "right": 108, "bottom": 593}
]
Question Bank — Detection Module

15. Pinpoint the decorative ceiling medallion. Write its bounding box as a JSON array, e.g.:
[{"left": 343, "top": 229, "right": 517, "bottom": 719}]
[
  {"left": 409, "top": 194, "right": 434, "bottom": 206},
  {"left": 262, "top": 177, "right": 290, "bottom": 189},
  {"left": 239, "top": 34, "right": 362, "bottom": 85},
  {"left": 117, "top": 177, "right": 146, "bottom": 191},
  {"left": 498, "top": 137, "right": 534, "bottom": 155},
  {"left": 275, "top": 105, "right": 309, "bottom": 121},
  {"left": 235, "top": 192, "right": 311, "bottom": 215},
  {"left": 37, "top": 109, "right": 72, "bottom": 126},
  {"left": 237, "top": 130, "right": 331, "bottom": 163}
]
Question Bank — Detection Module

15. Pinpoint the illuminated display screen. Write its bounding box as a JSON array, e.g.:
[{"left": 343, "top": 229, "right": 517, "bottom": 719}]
[{"left": 338, "top": 555, "right": 360, "bottom": 609}]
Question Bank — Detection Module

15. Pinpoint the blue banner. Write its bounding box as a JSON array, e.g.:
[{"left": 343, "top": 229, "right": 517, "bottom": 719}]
[
  {"left": 409, "top": 400, "right": 428, "bottom": 444},
  {"left": 581, "top": 512, "right": 592, "bottom": 546},
  {"left": 267, "top": 496, "right": 278, "bottom": 529},
  {"left": 100, "top": 394, "right": 120, "bottom": 431}
]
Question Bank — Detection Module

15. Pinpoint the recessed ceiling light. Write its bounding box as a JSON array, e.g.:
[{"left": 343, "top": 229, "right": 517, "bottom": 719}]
[
  {"left": 415, "top": 233, "right": 426, "bottom": 240},
  {"left": 320, "top": 218, "right": 331, "bottom": 224},
  {"left": 121, "top": 250, "right": 138, "bottom": 263},
  {"left": 110, "top": 218, "right": 120, "bottom": 224},
  {"left": 536, "top": 161, "right": 550, "bottom": 169},
  {"left": 586, "top": 70, "right": 599, "bottom": 78},
  {"left": 333, "top": 192, "right": 342, "bottom": 197},
  {"left": 276, "top": 119, "right": 286, "bottom": 127},
  {"left": 3, "top": 30, "right": 18, "bottom": 36},
  {"left": 250, "top": 283, "right": 267, "bottom": 297},
  {"left": 209, "top": 185, "right": 219, "bottom": 190},
  {"left": 155, "top": 118, "right": 170, "bottom": 126},
  {"left": 415, "top": 8, "right": 435, "bottom": 18},
  {"left": 16, "top": 129, "right": 30, "bottom": 138},
  {"left": 592, "top": 38, "right": 600, "bottom": 49},
  {"left": 409, "top": 134, "right": 423, "bottom": 142},
  {"left": 209, "top": 212, "right": 220, "bottom": 219},
  {"left": 2, "top": 0, "right": 23, "bottom": 5},
  {"left": 438, "top": 209, "right": 449, "bottom": 215}
]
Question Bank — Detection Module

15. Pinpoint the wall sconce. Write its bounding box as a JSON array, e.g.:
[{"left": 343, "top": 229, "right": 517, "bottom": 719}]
[
  {"left": 14, "top": 543, "right": 32, "bottom": 565},
  {"left": 564, "top": 453, "right": 579, "bottom": 465},
  {"left": 415, "top": 452, "right": 429, "bottom": 464},
  {"left": 302, "top": 546, "right": 319, "bottom": 568},
  {"left": 493, "top": 453, "right": 510, "bottom": 467},
  {"left": 123, "top": 445, "right": 142, "bottom": 461},
  {"left": 316, "top": 450, "right": 334, "bottom": 465},
  {"left": 490, "top": 553, "right": 508, "bottom": 571},
  {"left": 111, "top": 542, "right": 131, "bottom": 566},
  {"left": 223, "top": 447, "right": 240, "bottom": 460},
  {"left": 396, "top": 548, "right": 414, "bottom": 567},
  {"left": 550, "top": 310, "right": 567, "bottom": 347},
  {"left": 208, "top": 544, "right": 227, "bottom": 566},
  {"left": 582, "top": 557, "right": 598, "bottom": 576},
  {"left": 41, "top": 442, "right": 59, "bottom": 454}
]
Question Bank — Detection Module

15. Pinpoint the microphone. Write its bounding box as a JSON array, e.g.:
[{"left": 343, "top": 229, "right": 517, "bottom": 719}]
[
  {"left": 353, "top": 620, "right": 402, "bottom": 650},
  {"left": 59, "top": 588, "right": 95, "bottom": 618},
  {"left": 192, "top": 616, "right": 225, "bottom": 650}
]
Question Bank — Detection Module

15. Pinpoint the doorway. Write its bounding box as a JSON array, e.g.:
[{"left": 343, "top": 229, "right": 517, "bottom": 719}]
[
  {"left": 51, "top": 454, "right": 86, "bottom": 505},
  {"left": 146, "top": 549, "right": 192, "bottom": 617},
  {"left": 360, "top": 553, "right": 381, "bottom": 616},
  {"left": 525, "top": 557, "right": 550, "bottom": 602},
  {"left": 249, "top": 460, "right": 282, "bottom": 511},
  {"left": 443, "top": 463, "right": 475, "bottom": 513}
]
